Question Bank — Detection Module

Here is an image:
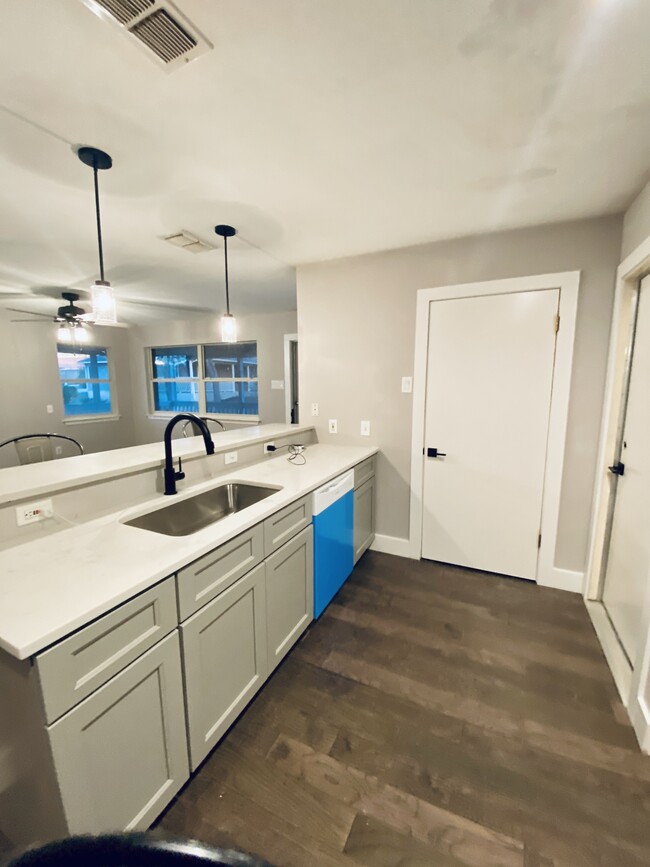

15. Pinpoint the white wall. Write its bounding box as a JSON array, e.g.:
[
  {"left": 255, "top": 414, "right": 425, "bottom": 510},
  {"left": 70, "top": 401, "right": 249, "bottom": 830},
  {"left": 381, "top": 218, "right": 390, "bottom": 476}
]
[
  {"left": 0, "top": 311, "right": 136, "bottom": 468},
  {"left": 297, "top": 214, "right": 622, "bottom": 575},
  {"left": 622, "top": 179, "right": 650, "bottom": 258},
  {"left": 128, "top": 311, "right": 298, "bottom": 445}
]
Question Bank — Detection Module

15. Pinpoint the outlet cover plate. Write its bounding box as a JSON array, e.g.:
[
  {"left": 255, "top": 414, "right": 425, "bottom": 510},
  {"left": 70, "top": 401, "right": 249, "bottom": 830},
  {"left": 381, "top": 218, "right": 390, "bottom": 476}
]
[
  {"left": 224, "top": 451, "right": 238, "bottom": 465},
  {"left": 328, "top": 419, "right": 338, "bottom": 434}
]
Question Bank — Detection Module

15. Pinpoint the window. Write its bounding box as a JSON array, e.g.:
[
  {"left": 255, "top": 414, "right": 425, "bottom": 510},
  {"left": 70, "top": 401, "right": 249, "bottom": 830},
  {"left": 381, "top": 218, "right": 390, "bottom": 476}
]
[
  {"left": 203, "top": 342, "right": 258, "bottom": 416},
  {"left": 57, "top": 345, "right": 114, "bottom": 417},
  {"left": 149, "top": 341, "right": 259, "bottom": 417},
  {"left": 150, "top": 345, "right": 199, "bottom": 413}
]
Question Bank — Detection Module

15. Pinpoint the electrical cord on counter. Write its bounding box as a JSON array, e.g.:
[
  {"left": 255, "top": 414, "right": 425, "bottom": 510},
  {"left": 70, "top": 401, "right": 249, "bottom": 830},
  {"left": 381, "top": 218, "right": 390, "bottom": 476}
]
[{"left": 265, "top": 443, "right": 307, "bottom": 465}]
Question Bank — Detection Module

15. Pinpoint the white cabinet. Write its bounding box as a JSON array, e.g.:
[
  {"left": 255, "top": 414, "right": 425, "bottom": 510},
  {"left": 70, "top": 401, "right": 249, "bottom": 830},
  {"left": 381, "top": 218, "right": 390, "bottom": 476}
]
[
  {"left": 47, "top": 631, "right": 189, "bottom": 834},
  {"left": 181, "top": 563, "right": 268, "bottom": 770},
  {"left": 266, "top": 525, "right": 313, "bottom": 673},
  {"left": 354, "top": 474, "right": 376, "bottom": 563}
]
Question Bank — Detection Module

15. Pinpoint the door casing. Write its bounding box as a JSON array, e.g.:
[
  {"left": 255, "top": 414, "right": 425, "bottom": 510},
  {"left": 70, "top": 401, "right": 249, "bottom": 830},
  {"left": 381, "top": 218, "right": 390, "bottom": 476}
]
[
  {"left": 409, "top": 272, "right": 580, "bottom": 591},
  {"left": 585, "top": 232, "right": 650, "bottom": 753}
]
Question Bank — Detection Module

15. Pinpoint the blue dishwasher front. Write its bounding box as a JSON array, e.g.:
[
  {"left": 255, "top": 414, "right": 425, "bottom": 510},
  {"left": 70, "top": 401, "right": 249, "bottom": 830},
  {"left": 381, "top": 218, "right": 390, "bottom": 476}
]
[{"left": 313, "top": 471, "right": 355, "bottom": 618}]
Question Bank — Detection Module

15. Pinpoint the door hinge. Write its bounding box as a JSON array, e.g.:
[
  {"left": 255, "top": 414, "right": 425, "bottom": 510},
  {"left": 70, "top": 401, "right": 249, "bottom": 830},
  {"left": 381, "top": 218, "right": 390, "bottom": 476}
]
[
  {"left": 554, "top": 314, "right": 560, "bottom": 334},
  {"left": 537, "top": 531, "right": 542, "bottom": 549}
]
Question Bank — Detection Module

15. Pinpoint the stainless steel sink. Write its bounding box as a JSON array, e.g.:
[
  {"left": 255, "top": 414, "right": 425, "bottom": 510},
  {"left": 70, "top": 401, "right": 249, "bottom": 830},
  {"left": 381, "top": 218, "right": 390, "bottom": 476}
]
[{"left": 124, "top": 482, "right": 281, "bottom": 536}]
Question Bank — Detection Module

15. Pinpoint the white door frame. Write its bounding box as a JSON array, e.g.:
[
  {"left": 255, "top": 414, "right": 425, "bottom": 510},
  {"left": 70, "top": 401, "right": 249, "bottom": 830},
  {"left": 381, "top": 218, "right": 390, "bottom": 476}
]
[
  {"left": 584, "top": 233, "right": 650, "bottom": 752},
  {"left": 409, "top": 272, "right": 580, "bottom": 592},
  {"left": 283, "top": 333, "right": 298, "bottom": 424}
]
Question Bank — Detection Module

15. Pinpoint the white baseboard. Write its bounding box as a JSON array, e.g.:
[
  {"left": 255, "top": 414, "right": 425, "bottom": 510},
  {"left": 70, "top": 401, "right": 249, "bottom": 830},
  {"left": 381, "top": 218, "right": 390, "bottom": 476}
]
[
  {"left": 370, "top": 534, "right": 414, "bottom": 559},
  {"left": 537, "top": 567, "right": 584, "bottom": 593},
  {"left": 630, "top": 694, "right": 650, "bottom": 755},
  {"left": 585, "top": 600, "right": 632, "bottom": 704}
]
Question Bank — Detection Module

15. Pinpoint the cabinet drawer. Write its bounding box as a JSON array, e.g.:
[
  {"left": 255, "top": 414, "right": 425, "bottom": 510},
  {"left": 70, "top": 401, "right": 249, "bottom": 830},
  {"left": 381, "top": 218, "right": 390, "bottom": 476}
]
[
  {"left": 177, "top": 524, "right": 264, "bottom": 620},
  {"left": 354, "top": 456, "right": 376, "bottom": 489},
  {"left": 263, "top": 495, "right": 312, "bottom": 556},
  {"left": 47, "top": 631, "right": 189, "bottom": 834},
  {"left": 36, "top": 577, "right": 178, "bottom": 724}
]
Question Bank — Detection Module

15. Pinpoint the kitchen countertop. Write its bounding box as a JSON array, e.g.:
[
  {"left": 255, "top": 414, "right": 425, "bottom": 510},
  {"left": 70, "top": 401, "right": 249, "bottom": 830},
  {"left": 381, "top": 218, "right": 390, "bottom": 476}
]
[{"left": 0, "top": 443, "right": 377, "bottom": 660}]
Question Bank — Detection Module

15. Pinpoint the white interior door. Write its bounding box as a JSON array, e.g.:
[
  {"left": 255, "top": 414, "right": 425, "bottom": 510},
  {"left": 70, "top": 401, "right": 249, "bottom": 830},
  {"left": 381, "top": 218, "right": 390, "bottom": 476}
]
[
  {"left": 602, "top": 276, "right": 650, "bottom": 664},
  {"left": 421, "top": 289, "right": 559, "bottom": 580}
]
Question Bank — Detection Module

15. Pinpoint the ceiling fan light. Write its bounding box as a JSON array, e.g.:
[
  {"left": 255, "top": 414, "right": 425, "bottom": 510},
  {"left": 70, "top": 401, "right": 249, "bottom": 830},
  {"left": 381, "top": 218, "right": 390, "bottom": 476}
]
[
  {"left": 57, "top": 324, "right": 71, "bottom": 342},
  {"left": 220, "top": 313, "right": 237, "bottom": 343},
  {"left": 74, "top": 323, "right": 91, "bottom": 344},
  {"left": 91, "top": 280, "right": 117, "bottom": 324}
]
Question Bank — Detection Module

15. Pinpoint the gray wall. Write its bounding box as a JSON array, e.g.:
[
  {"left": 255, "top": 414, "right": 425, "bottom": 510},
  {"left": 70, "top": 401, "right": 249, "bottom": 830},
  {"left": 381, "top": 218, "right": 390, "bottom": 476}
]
[
  {"left": 0, "top": 311, "right": 136, "bottom": 468},
  {"left": 128, "top": 310, "right": 298, "bottom": 445},
  {"left": 621, "top": 179, "right": 650, "bottom": 258},
  {"left": 297, "top": 214, "right": 623, "bottom": 574}
]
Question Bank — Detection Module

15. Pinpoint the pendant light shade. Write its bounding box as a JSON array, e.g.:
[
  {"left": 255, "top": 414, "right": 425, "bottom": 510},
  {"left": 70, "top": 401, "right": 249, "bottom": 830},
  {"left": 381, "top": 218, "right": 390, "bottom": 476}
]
[
  {"left": 215, "top": 224, "right": 237, "bottom": 343},
  {"left": 78, "top": 146, "right": 117, "bottom": 325}
]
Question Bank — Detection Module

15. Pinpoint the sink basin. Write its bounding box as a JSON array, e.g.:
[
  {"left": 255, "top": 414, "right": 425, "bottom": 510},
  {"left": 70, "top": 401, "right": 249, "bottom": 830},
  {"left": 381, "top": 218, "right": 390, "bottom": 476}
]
[{"left": 124, "top": 482, "right": 281, "bottom": 536}]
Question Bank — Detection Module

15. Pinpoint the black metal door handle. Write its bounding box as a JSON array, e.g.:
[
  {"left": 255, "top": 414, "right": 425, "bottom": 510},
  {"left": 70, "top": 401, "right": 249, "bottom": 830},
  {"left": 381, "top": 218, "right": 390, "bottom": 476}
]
[
  {"left": 427, "top": 448, "right": 447, "bottom": 458},
  {"left": 608, "top": 462, "right": 625, "bottom": 476}
]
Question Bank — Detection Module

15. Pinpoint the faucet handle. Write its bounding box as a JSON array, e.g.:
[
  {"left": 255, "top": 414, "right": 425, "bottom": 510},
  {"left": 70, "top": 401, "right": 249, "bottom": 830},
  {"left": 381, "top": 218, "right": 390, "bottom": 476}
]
[{"left": 175, "top": 456, "right": 186, "bottom": 482}]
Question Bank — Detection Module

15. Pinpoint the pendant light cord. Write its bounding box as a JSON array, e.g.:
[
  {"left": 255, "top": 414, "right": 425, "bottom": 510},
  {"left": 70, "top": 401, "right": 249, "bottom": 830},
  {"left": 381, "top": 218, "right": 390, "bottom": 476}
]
[
  {"left": 92, "top": 158, "right": 105, "bottom": 282},
  {"left": 223, "top": 234, "right": 231, "bottom": 315}
]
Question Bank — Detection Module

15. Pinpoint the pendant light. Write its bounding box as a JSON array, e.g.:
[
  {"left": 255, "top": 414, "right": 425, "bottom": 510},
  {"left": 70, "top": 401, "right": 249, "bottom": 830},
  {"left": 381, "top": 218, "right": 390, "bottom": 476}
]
[
  {"left": 214, "top": 224, "right": 237, "bottom": 343},
  {"left": 77, "top": 146, "right": 117, "bottom": 324}
]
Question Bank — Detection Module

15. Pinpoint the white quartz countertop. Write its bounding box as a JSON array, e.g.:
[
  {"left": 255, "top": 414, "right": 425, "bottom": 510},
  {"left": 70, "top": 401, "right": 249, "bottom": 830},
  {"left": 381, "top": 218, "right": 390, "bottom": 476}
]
[
  {"left": 0, "top": 444, "right": 377, "bottom": 659},
  {"left": 0, "top": 423, "right": 314, "bottom": 507}
]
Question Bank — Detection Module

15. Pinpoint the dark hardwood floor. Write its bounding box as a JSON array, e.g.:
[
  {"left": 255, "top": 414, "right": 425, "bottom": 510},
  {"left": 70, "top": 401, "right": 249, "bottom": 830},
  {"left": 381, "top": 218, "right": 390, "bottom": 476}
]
[{"left": 156, "top": 551, "right": 650, "bottom": 867}]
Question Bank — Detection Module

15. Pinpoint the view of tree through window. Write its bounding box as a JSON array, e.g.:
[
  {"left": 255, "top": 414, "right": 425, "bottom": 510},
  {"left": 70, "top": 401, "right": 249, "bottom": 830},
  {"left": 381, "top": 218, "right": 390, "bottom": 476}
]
[
  {"left": 149, "top": 342, "right": 258, "bottom": 416},
  {"left": 57, "top": 345, "right": 113, "bottom": 417}
]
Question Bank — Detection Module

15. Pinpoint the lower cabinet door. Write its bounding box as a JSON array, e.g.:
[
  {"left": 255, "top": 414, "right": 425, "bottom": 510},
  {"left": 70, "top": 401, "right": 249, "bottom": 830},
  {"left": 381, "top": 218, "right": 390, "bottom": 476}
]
[
  {"left": 181, "top": 563, "right": 268, "bottom": 770},
  {"left": 266, "top": 525, "right": 313, "bottom": 673},
  {"left": 354, "top": 476, "right": 376, "bottom": 563},
  {"left": 47, "top": 631, "right": 189, "bottom": 834}
]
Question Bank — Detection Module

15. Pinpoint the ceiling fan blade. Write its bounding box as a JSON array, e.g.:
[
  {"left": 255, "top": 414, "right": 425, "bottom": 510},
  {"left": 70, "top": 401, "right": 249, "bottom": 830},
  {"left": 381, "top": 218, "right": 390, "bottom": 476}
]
[
  {"left": 11, "top": 318, "right": 54, "bottom": 324},
  {"left": 5, "top": 307, "right": 54, "bottom": 319}
]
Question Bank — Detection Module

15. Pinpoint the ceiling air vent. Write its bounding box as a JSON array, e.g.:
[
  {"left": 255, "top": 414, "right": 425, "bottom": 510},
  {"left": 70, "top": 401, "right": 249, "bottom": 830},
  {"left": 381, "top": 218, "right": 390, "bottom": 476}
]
[
  {"left": 82, "top": 0, "right": 212, "bottom": 71},
  {"left": 164, "top": 231, "right": 214, "bottom": 254},
  {"left": 92, "top": 0, "right": 154, "bottom": 25}
]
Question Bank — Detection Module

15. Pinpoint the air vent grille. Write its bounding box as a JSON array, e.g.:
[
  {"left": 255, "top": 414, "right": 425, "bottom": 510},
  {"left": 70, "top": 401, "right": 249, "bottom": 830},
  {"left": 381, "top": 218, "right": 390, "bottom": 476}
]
[
  {"left": 130, "top": 8, "right": 196, "bottom": 63},
  {"left": 81, "top": 0, "right": 211, "bottom": 71},
  {"left": 94, "top": 0, "right": 154, "bottom": 25}
]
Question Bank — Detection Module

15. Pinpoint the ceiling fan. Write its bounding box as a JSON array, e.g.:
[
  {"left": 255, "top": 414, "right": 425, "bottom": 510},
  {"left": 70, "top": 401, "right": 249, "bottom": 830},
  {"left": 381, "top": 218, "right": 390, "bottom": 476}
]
[{"left": 8, "top": 291, "right": 99, "bottom": 342}]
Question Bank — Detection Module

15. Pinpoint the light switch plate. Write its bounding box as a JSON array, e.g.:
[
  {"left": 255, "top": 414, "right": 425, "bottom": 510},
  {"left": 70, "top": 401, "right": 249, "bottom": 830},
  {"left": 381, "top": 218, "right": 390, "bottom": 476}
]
[
  {"left": 328, "top": 419, "right": 338, "bottom": 434},
  {"left": 311, "top": 403, "right": 319, "bottom": 416},
  {"left": 46, "top": 404, "right": 54, "bottom": 414},
  {"left": 224, "top": 451, "right": 238, "bottom": 465},
  {"left": 401, "top": 376, "right": 413, "bottom": 393},
  {"left": 360, "top": 420, "right": 370, "bottom": 436}
]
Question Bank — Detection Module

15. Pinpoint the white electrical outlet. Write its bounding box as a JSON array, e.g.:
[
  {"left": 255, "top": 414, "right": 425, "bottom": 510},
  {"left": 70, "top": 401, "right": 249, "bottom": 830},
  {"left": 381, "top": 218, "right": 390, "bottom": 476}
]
[
  {"left": 264, "top": 441, "right": 276, "bottom": 454},
  {"left": 401, "top": 376, "right": 413, "bottom": 393},
  {"left": 54, "top": 446, "right": 63, "bottom": 455},
  {"left": 311, "top": 403, "right": 319, "bottom": 416},
  {"left": 16, "top": 499, "right": 54, "bottom": 527},
  {"left": 46, "top": 404, "right": 54, "bottom": 414},
  {"left": 328, "top": 419, "right": 338, "bottom": 434},
  {"left": 224, "top": 451, "right": 238, "bottom": 465},
  {"left": 271, "top": 380, "right": 284, "bottom": 390},
  {"left": 360, "top": 420, "right": 370, "bottom": 436}
]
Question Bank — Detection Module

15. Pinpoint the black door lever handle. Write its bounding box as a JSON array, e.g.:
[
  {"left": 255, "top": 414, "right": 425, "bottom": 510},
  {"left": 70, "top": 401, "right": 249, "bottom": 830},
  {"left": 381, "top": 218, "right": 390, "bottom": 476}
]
[
  {"left": 427, "top": 448, "right": 447, "bottom": 458},
  {"left": 608, "top": 462, "right": 625, "bottom": 476}
]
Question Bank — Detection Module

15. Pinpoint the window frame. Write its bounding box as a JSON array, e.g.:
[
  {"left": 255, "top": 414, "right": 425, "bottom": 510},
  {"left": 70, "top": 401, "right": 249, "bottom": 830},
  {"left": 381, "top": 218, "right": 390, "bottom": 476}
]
[
  {"left": 147, "top": 341, "right": 260, "bottom": 422},
  {"left": 57, "top": 343, "right": 120, "bottom": 424}
]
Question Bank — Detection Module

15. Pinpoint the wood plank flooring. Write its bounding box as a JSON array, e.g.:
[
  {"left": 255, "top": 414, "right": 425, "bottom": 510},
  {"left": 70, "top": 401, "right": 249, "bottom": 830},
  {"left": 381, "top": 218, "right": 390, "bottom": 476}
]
[{"left": 156, "top": 552, "right": 650, "bottom": 866}]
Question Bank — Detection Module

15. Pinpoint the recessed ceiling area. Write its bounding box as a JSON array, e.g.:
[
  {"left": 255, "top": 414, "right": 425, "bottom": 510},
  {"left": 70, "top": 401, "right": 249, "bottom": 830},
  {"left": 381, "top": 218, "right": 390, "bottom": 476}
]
[{"left": 0, "top": 0, "right": 649, "bottom": 320}]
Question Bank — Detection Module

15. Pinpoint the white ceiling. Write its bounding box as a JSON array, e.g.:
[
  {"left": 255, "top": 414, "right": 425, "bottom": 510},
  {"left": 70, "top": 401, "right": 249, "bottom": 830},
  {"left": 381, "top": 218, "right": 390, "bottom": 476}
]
[{"left": 0, "top": 0, "right": 649, "bottom": 321}]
